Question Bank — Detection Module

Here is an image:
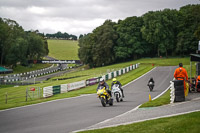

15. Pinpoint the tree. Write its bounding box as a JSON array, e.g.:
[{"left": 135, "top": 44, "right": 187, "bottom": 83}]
[
  {"left": 177, "top": 4, "right": 200, "bottom": 55},
  {"left": 115, "top": 16, "right": 150, "bottom": 60},
  {"left": 78, "top": 34, "right": 94, "bottom": 67},
  {"left": 78, "top": 20, "right": 118, "bottom": 67},
  {"left": 91, "top": 20, "right": 118, "bottom": 66},
  {"left": 141, "top": 9, "right": 179, "bottom": 57},
  {"left": 79, "top": 34, "right": 84, "bottom": 39},
  {"left": 26, "top": 32, "right": 47, "bottom": 60}
]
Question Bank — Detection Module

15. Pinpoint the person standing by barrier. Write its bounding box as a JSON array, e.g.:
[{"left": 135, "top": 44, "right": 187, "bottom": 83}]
[
  {"left": 195, "top": 75, "right": 200, "bottom": 89},
  {"left": 174, "top": 63, "right": 188, "bottom": 94}
]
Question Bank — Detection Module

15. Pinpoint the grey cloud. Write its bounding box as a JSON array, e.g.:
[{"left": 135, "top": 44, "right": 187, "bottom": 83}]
[{"left": 0, "top": 0, "right": 199, "bottom": 36}]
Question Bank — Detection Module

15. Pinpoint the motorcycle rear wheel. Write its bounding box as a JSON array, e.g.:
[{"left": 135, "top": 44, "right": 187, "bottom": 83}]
[{"left": 109, "top": 98, "right": 113, "bottom": 106}]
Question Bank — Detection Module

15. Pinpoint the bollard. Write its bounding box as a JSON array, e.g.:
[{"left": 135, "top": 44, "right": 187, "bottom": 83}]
[
  {"left": 5, "top": 92, "right": 8, "bottom": 104},
  {"left": 149, "top": 94, "right": 151, "bottom": 101}
]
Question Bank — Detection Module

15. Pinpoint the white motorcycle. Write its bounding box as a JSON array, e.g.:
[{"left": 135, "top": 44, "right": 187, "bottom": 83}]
[{"left": 112, "top": 84, "right": 123, "bottom": 102}]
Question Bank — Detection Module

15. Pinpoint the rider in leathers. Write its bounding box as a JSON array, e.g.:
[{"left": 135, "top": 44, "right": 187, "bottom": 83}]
[
  {"left": 111, "top": 78, "right": 124, "bottom": 97},
  {"left": 97, "top": 78, "right": 112, "bottom": 97}
]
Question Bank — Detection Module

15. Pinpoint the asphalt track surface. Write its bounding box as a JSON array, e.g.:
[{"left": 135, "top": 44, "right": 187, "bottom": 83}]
[{"left": 0, "top": 66, "right": 176, "bottom": 133}]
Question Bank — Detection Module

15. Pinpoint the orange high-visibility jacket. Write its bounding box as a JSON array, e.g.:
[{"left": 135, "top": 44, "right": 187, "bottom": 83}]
[
  {"left": 174, "top": 67, "right": 188, "bottom": 81},
  {"left": 196, "top": 75, "right": 200, "bottom": 87}
]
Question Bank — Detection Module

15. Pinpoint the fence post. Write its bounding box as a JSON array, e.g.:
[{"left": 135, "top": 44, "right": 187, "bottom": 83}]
[
  {"left": 26, "top": 88, "right": 28, "bottom": 102},
  {"left": 5, "top": 92, "right": 7, "bottom": 104}
]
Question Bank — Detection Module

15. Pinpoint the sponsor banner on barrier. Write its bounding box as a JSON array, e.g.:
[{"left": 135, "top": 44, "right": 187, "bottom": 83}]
[
  {"left": 28, "top": 60, "right": 82, "bottom": 64},
  {"left": 87, "top": 78, "right": 98, "bottom": 86},
  {"left": 67, "top": 80, "right": 86, "bottom": 91}
]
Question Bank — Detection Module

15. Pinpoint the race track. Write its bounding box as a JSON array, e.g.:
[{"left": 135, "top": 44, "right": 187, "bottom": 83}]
[{"left": 0, "top": 66, "right": 176, "bottom": 133}]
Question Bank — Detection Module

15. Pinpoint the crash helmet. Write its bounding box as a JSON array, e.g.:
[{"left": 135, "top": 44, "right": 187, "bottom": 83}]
[
  {"left": 113, "top": 78, "right": 117, "bottom": 83},
  {"left": 100, "top": 78, "right": 105, "bottom": 85},
  {"left": 100, "top": 78, "right": 104, "bottom": 82}
]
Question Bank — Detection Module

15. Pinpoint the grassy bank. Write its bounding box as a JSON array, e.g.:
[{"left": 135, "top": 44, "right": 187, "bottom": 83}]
[
  {"left": 48, "top": 40, "right": 79, "bottom": 60},
  {"left": 79, "top": 111, "right": 200, "bottom": 133}
]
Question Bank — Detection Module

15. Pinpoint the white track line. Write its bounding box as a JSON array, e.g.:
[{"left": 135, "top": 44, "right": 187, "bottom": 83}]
[{"left": 122, "top": 67, "right": 157, "bottom": 88}]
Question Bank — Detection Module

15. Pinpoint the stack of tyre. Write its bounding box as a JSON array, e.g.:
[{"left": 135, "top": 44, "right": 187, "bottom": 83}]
[{"left": 173, "top": 80, "right": 185, "bottom": 102}]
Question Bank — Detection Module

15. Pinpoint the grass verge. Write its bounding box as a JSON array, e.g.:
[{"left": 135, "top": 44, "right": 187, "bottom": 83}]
[
  {"left": 139, "top": 89, "right": 170, "bottom": 108},
  {"left": 79, "top": 111, "right": 200, "bottom": 133}
]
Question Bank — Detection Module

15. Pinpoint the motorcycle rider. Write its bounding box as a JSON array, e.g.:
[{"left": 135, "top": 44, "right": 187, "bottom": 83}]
[
  {"left": 97, "top": 78, "right": 112, "bottom": 97},
  {"left": 111, "top": 78, "right": 124, "bottom": 98},
  {"left": 148, "top": 77, "right": 155, "bottom": 88}
]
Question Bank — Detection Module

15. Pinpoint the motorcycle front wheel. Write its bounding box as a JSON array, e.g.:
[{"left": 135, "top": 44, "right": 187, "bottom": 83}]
[
  {"left": 100, "top": 97, "right": 106, "bottom": 107},
  {"left": 116, "top": 94, "right": 119, "bottom": 102}
]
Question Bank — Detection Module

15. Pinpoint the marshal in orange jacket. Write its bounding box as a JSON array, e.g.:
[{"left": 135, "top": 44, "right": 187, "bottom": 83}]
[
  {"left": 174, "top": 67, "right": 188, "bottom": 92},
  {"left": 174, "top": 67, "right": 188, "bottom": 81},
  {"left": 196, "top": 75, "right": 200, "bottom": 88}
]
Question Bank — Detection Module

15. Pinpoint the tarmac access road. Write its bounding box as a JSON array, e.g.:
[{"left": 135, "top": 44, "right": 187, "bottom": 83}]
[{"left": 0, "top": 66, "right": 176, "bottom": 133}]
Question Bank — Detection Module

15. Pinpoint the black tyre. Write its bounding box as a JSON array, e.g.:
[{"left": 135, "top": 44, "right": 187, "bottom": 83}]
[
  {"left": 116, "top": 95, "right": 119, "bottom": 102},
  {"left": 175, "top": 90, "right": 185, "bottom": 96},
  {"left": 175, "top": 85, "right": 184, "bottom": 91},
  {"left": 175, "top": 96, "right": 185, "bottom": 102},
  {"left": 173, "top": 80, "right": 184, "bottom": 86},
  {"left": 149, "top": 85, "right": 153, "bottom": 91},
  {"left": 100, "top": 97, "right": 106, "bottom": 107},
  {"left": 109, "top": 98, "right": 113, "bottom": 106}
]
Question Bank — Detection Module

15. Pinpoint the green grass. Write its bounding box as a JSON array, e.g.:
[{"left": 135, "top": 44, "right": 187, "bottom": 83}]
[
  {"left": 48, "top": 40, "right": 79, "bottom": 60},
  {"left": 79, "top": 111, "right": 200, "bottom": 133},
  {"left": 140, "top": 89, "right": 170, "bottom": 108},
  {"left": 0, "top": 64, "right": 52, "bottom": 75},
  {"left": 0, "top": 57, "right": 193, "bottom": 110},
  {"left": 13, "top": 64, "right": 52, "bottom": 74}
]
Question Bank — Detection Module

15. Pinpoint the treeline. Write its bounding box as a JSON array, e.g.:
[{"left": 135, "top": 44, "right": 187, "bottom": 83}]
[
  {"left": 78, "top": 4, "right": 200, "bottom": 67},
  {"left": 46, "top": 32, "right": 77, "bottom": 40},
  {"left": 0, "top": 18, "right": 49, "bottom": 67}
]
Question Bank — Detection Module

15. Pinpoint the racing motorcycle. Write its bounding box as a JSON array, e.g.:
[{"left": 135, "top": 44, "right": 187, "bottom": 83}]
[
  {"left": 148, "top": 82, "right": 154, "bottom": 91},
  {"left": 112, "top": 84, "right": 123, "bottom": 102},
  {"left": 97, "top": 86, "right": 113, "bottom": 107}
]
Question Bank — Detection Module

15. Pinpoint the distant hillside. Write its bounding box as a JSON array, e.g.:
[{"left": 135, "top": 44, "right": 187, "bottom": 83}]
[{"left": 48, "top": 40, "right": 79, "bottom": 60}]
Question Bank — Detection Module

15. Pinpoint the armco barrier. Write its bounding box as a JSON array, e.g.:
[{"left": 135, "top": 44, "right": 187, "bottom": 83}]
[
  {"left": 87, "top": 78, "right": 98, "bottom": 86},
  {"left": 53, "top": 85, "right": 61, "bottom": 95},
  {"left": 67, "top": 80, "right": 86, "bottom": 91},
  {"left": 61, "top": 84, "right": 68, "bottom": 93},
  {"left": 43, "top": 86, "right": 53, "bottom": 98}
]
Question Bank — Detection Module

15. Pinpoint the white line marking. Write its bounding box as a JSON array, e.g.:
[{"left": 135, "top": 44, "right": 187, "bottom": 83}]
[{"left": 122, "top": 67, "right": 157, "bottom": 88}]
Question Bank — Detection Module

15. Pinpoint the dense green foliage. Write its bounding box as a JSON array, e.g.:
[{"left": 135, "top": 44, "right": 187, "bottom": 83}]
[
  {"left": 46, "top": 31, "right": 77, "bottom": 40},
  {"left": 0, "top": 18, "right": 49, "bottom": 67},
  {"left": 78, "top": 4, "right": 200, "bottom": 67}
]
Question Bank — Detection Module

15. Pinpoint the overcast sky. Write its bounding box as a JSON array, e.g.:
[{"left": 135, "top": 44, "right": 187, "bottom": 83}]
[{"left": 0, "top": 0, "right": 199, "bottom": 36}]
